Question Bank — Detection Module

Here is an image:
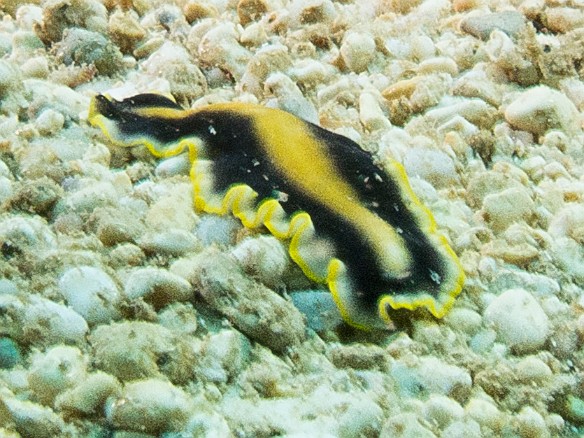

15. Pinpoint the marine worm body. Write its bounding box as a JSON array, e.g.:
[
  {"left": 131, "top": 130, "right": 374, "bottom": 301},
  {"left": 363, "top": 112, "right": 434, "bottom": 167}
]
[{"left": 89, "top": 93, "right": 465, "bottom": 329}]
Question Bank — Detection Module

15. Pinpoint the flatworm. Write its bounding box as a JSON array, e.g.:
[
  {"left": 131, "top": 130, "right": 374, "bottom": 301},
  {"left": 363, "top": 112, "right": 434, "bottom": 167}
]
[{"left": 88, "top": 93, "right": 465, "bottom": 330}]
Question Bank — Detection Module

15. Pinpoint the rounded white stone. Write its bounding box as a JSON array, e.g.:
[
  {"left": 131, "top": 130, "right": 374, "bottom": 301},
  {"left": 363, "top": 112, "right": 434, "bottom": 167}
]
[
  {"left": 340, "top": 32, "right": 376, "bottom": 73},
  {"left": 423, "top": 395, "right": 464, "bottom": 429},
  {"left": 124, "top": 267, "right": 192, "bottom": 306},
  {"left": 481, "top": 186, "right": 534, "bottom": 231},
  {"left": 484, "top": 288, "right": 549, "bottom": 353},
  {"left": 36, "top": 109, "right": 65, "bottom": 136},
  {"left": 28, "top": 346, "right": 87, "bottom": 405},
  {"left": 58, "top": 266, "right": 121, "bottom": 325},
  {"left": 24, "top": 295, "right": 89, "bottom": 345},
  {"left": 515, "top": 356, "right": 552, "bottom": 383},
  {"left": 505, "top": 86, "right": 581, "bottom": 136},
  {"left": 464, "top": 397, "right": 503, "bottom": 429},
  {"left": 108, "top": 378, "right": 194, "bottom": 434},
  {"left": 514, "top": 406, "right": 548, "bottom": 438}
]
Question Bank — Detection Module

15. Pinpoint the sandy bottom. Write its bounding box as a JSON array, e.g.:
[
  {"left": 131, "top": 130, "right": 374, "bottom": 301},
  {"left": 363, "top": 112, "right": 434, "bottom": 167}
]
[{"left": 0, "top": 0, "right": 584, "bottom": 437}]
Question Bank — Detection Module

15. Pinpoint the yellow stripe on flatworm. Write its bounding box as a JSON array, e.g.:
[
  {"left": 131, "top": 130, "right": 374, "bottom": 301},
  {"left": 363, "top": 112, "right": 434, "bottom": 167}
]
[{"left": 248, "top": 105, "right": 414, "bottom": 283}]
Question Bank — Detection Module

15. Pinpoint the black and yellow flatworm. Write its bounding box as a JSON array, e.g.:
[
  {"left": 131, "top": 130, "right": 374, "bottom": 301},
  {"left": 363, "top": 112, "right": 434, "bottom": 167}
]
[{"left": 88, "top": 93, "right": 465, "bottom": 330}]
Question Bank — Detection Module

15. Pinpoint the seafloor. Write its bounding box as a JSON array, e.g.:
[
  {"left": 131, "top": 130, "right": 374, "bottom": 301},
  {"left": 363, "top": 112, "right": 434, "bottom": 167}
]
[{"left": 0, "top": 0, "right": 584, "bottom": 437}]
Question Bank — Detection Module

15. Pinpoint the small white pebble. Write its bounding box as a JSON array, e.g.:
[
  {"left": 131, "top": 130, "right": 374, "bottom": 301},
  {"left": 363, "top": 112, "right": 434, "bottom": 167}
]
[
  {"left": 24, "top": 295, "right": 89, "bottom": 345},
  {"left": 108, "top": 378, "right": 194, "bottom": 434},
  {"left": 58, "top": 266, "right": 121, "bottom": 325},
  {"left": 481, "top": 187, "right": 534, "bottom": 232},
  {"left": 340, "top": 32, "right": 376, "bottom": 73},
  {"left": 139, "top": 228, "right": 199, "bottom": 256},
  {"left": 505, "top": 86, "right": 581, "bottom": 136},
  {"left": 514, "top": 406, "right": 548, "bottom": 438},
  {"left": 35, "top": 109, "right": 65, "bottom": 136},
  {"left": 28, "top": 346, "right": 87, "bottom": 406},
  {"left": 465, "top": 397, "right": 503, "bottom": 430},
  {"left": 124, "top": 267, "right": 193, "bottom": 307},
  {"left": 444, "top": 308, "right": 482, "bottom": 336},
  {"left": 484, "top": 288, "right": 549, "bottom": 354},
  {"left": 423, "top": 395, "right": 464, "bottom": 429},
  {"left": 515, "top": 356, "right": 552, "bottom": 383},
  {"left": 359, "top": 91, "right": 390, "bottom": 131},
  {"left": 230, "top": 235, "right": 288, "bottom": 288},
  {"left": 417, "top": 357, "right": 472, "bottom": 398}
]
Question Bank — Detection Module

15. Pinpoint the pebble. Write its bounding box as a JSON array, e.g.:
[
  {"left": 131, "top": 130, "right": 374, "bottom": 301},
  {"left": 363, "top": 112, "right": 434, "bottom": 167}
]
[
  {"left": 6, "top": 176, "right": 62, "bottom": 217},
  {"left": 441, "top": 419, "right": 482, "bottom": 438},
  {"left": 452, "top": 68, "right": 502, "bottom": 107},
  {"left": 55, "top": 371, "right": 121, "bottom": 416},
  {"left": 547, "top": 204, "right": 584, "bottom": 241},
  {"left": 550, "top": 237, "right": 584, "bottom": 282},
  {"left": 139, "top": 228, "right": 200, "bottom": 256},
  {"left": 144, "top": 183, "right": 197, "bottom": 231},
  {"left": 58, "top": 266, "right": 121, "bottom": 325},
  {"left": 240, "top": 44, "right": 292, "bottom": 96},
  {"left": 264, "top": 72, "right": 319, "bottom": 124},
  {"left": 155, "top": 154, "right": 191, "bottom": 178},
  {"left": 33, "top": 0, "right": 108, "bottom": 44},
  {"left": 123, "top": 267, "right": 193, "bottom": 309},
  {"left": 423, "top": 98, "right": 496, "bottom": 129},
  {"left": 35, "top": 109, "right": 65, "bottom": 136},
  {"left": 108, "top": 9, "right": 146, "bottom": 53},
  {"left": 340, "top": 32, "right": 376, "bottom": 73},
  {"left": 54, "top": 28, "right": 123, "bottom": 76},
  {"left": 289, "top": 290, "right": 343, "bottom": 332},
  {"left": 484, "top": 288, "right": 549, "bottom": 354},
  {"left": 469, "top": 328, "right": 497, "bottom": 353},
  {"left": 89, "top": 321, "right": 195, "bottom": 384},
  {"left": 0, "top": 214, "right": 57, "bottom": 252},
  {"left": 544, "top": 7, "right": 584, "bottom": 34},
  {"left": 422, "top": 395, "right": 464, "bottom": 429},
  {"left": 504, "top": 86, "right": 581, "bottom": 136},
  {"left": 481, "top": 186, "right": 534, "bottom": 232},
  {"left": 0, "top": 59, "right": 22, "bottom": 97},
  {"left": 514, "top": 406, "right": 549, "bottom": 438},
  {"left": 195, "top": 215, "right": 240, "bottom": 246},
  {"left": 337, "top": 398, "right": 383, "bottom": 438},
  {"left": 0, "top": 337, "right": 22, "bottom": 369},
  {"left": 107, "top": 378, "right": 194, "bottom": 434},
  {"left": 173, "top": 248, "right": 306, "bottom": 353},
  {"left": 197, "top": 22, "right": 251, "bottom": 81},
  {"left": 195, "top": 330, "right": 251, "bottom": 383},
  {"left": 237, "top": 0, "right": 269, "bottom": 25},
  {"left": 359, "top": 91, "right": 391, "bottom": 131},
  {"left": 157, "top": 304, "right": 198, "bottom": 337},
  {"left": 416, "top": 357, "right": 472, "bottom": 401},
  {"left": 418, "top": 57, "right": 458, "bottom": 76},
  {"left": 328, "top": 344, "right": 388, "bottom": 371},
  {"left": 28, "top": 346, "right": 87, "bottom": 406},
  {"left": 403, "top": 147, "right": 458, "bottom": 188},
  {"left": 230, "top": 235, "right": 289, "bottom": 289},
  {"left": 460, "top": 11, "right": 527, "bottom": 40},
  {"left": 0, "top": 294, "right": 89, "bottom": 346},
  {"left": 143, "top": 41, "right": 207, "bottom": 100},
  {"left": 443, "top": 308, "right": 482, "bottom": 336},
  {"left": 57, "top": 181, "right": 118, "bottom": 214},
  {"left": 2, "top": 393, "right": 71, "bottom": 438},
  {"left": 490, "top": 269, "right": 560, "bottom": 297},
  {"left": 88, "top": 206, "right": 143, "bottom": 246},
  {"left": 464, "top": 397, "right": 504, "bottom": 431},
  {"left": 514, "top": 356, "right": 552, "bottom": 384}
]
